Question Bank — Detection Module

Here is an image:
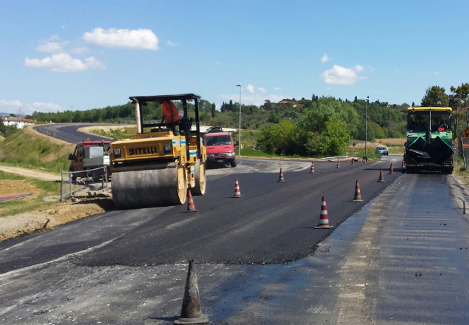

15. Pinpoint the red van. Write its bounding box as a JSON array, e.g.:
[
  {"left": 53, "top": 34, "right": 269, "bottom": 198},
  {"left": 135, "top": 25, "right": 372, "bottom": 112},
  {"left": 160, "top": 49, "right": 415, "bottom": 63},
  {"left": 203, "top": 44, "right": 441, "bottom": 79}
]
[{"left": 203, "top": 127, "right": 236, "bottom": 167}]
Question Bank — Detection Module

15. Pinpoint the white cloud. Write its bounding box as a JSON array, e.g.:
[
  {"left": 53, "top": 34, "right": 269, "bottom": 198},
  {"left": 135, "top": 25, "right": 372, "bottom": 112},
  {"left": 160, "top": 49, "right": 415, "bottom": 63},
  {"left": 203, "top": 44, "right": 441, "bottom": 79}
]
[
  {"left": 321, "top": 54, "right": 330, "bottom": 63},
  {"left": 321, "top": 65, "right": 366, "bottom": 85},
  {"left": 24, "top": 53, "right": 106, "bottom": 72},
  {"left": 274, "top": 87, "right": 281, "bottom": 91},
  {"left": 26, "top": 102, "right": 64, "bottom": 114},
  {"left": 37, "top": 42, "right": 63, "bottom": 53},
  {"left": 83, "top": 28, "right": 159, "bottom": 50},
  {"left": 246, "top": 84, "right": 255, "bottom": 94},
  {"left": 70, "top": 46, "right": 89, "bottom": 54},
  {"left": 354, "top": 65, "right": 364, "bottom": 72},
  {"left": 36, "top": 36, "right": 65, "bottom": 53},
  {"left": 258, "top": 87, "right": 266, "bottom": 93},
  {"left": 167, "top": 40, "right": 178, "bottom": 47},
  {"left": 0, "top": 99, "right": 22, "bottom": 111},
  {"left": 0, "top": 100, "right": 64, "bottom": 115}
]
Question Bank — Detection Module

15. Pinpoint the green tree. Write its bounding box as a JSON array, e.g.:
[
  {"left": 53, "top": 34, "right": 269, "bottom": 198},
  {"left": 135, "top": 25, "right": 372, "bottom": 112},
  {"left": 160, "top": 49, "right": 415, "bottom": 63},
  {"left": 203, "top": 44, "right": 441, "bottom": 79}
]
[
  {"left": 450, "top": 83, "right": 469, "bottom": 136},
  {"left": 305, "top": 118, "right": 350, "bottom": 156},
  {"left": 421, "top": 86, "right": 448, "bottom": 107},
  {"left": 0, "top": 117, "right": 6, "bottom": 135}
]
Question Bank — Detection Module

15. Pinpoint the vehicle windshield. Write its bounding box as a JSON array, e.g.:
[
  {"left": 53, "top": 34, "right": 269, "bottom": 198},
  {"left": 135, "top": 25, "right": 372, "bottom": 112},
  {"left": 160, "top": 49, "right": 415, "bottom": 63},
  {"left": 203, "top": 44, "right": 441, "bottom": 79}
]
[
  {"left": 408, "top": 111, "right": 451, "bottom": 132},
  {"left": 204, "top": 135, "right": 232, "bottom": 146}
]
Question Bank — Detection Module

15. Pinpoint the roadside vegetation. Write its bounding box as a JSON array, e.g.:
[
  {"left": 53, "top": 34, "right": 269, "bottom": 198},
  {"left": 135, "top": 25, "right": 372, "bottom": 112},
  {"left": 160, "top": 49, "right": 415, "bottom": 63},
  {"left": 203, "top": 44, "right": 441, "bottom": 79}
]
[{"left": 0, "top": 127, "right": 73, "bottom": 174}]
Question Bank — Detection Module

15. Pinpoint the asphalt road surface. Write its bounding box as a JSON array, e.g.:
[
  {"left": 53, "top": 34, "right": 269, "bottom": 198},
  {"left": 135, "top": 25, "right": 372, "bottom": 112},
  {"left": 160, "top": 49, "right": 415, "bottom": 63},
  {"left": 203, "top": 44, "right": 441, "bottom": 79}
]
[
  {"left": 2, "top": 155, "right": 469, "bottom": 324},
  {"left": 34, "top": 123, "right": 115, "bottom": 143}
]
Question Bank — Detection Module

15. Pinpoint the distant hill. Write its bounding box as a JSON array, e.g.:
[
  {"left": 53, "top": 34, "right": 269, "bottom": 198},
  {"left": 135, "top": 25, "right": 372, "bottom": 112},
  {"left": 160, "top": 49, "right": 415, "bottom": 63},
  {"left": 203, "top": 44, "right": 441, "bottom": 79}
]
[{"left": 0, "top": 112, "right": 26, "bottom": 118}]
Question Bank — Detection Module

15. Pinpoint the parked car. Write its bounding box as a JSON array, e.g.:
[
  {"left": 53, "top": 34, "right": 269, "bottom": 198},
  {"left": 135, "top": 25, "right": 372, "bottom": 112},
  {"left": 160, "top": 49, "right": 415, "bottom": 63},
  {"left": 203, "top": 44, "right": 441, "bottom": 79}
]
[
  {"left": 375, "top": 146, "right": 389, "bottom": 156},
  {"left": 203, "top": 126, "right": 236, "bottom": 167}
]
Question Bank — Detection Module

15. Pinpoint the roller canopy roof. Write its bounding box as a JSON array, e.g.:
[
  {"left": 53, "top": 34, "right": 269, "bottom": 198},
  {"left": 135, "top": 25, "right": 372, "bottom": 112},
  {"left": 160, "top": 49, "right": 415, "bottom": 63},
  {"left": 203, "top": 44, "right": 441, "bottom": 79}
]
[
  {"left": 407, "top": 107, "right": 452, "bottom": 112},
  {"left": 129, "top": 94, "right": 201, "bottom": 102}
]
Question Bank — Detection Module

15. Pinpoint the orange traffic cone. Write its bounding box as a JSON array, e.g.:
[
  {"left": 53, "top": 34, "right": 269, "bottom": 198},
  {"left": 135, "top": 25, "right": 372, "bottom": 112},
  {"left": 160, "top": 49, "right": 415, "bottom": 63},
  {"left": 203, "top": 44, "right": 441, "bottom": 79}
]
[
  {"left": 401, "top": 160, "right": 405, "bottom": 169},
  {"left": 351, "top": 159, "right": 355, "bottom": 165},
  {"left": 277, "top": 168, "right": 285, "bottom": 182},
  {"left": 233, "top": 178, "right": 241, "bottom": 198},
  {"left": 186, "top": 189, "right": 197, "bottom": 212},
  {"left": 389, "top": 163, "right": 394, "bottom": 175},
  {"left": 353, "top": 180, "right": 363, "bottom": 202},
  {"left": 310, "top": 162, "right": 315, "bottom": 174},
  {"left": 315, "top": 196, "right": 333, "bottom": 229},
  {"left": 174, "top": 260, "right": 209, "bottom": 325},
  {"left": 378, "top": 169, "right": 385, "bottom": 183},
  {"left": 336, "top": 160, "right": 340, "bottom": 168}
]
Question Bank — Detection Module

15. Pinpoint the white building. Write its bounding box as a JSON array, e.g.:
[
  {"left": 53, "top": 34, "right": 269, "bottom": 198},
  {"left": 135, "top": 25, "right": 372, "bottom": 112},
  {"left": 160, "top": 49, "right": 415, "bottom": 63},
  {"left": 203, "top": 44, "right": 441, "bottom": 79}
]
[{"left": 1, "top": 116, "right": 36, "bottom": 129}]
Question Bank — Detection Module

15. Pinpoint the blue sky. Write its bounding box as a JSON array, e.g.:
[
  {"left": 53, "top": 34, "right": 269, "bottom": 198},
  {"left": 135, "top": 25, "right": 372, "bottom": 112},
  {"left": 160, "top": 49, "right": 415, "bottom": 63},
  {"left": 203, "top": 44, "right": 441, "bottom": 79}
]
[{"left": 1, "top": 0, "right": 468, "bottom": 115}]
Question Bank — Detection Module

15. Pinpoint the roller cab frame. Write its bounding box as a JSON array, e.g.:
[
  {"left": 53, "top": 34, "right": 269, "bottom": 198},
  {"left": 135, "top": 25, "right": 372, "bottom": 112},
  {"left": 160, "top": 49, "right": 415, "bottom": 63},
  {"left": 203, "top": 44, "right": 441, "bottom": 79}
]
[{"left": 110, "top": 94, "right": 207, "bottom": 209}]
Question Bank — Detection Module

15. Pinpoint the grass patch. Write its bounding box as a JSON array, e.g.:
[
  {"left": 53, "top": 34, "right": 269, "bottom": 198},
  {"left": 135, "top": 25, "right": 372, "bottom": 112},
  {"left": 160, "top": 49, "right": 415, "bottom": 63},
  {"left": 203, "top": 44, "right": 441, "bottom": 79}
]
[
  {"left": 0, "top": 128, "right": 73, "bottom": 174},
  {"left": 90, "top": 126, "right": 136, "bottom": 140},
  {"left": 0, "top": 171, "right": 61, "bottom": 218}
]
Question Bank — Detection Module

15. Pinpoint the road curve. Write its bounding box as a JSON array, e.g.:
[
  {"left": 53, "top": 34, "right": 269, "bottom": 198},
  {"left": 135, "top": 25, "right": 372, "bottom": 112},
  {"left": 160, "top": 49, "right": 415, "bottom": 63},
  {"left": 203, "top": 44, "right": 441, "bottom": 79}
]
[{"left": 34, "top": 123, "right": 116, "bottom": 143}]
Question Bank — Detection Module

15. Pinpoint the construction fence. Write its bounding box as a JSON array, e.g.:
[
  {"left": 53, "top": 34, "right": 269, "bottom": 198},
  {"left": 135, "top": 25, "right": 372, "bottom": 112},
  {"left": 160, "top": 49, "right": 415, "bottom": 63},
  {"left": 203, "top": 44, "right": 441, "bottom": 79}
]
[{"left": 60, "top": 166, "right": 110, "bottom": 202}]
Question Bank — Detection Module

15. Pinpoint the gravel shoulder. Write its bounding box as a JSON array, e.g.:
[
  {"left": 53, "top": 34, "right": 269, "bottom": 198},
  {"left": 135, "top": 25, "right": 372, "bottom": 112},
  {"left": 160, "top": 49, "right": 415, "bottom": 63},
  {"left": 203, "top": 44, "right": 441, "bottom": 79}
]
[{"left": 0, "top": 164, "right": 112, "bottom": 242}]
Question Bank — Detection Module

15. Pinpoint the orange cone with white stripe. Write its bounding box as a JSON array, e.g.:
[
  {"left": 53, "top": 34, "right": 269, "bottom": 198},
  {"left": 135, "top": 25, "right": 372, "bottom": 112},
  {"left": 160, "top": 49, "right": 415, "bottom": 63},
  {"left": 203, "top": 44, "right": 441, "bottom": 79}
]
[
  {"left": 186, "top": 189, "right": 197, "bottom": 212},
  {"left": 353, "top": 180, "right": 363, "bottom": 202},
  {"left": 336, "top": 160, "right": 340, "bottom": 168},
  {"left": 233, "top": 178, "right": 241, "bottom": 198},
  {"left": 310, "top": 162, "right": 315, "bottom": 174},
  {"left": 389, "top": 163, "right": 394, "bottom": 175},
  {"left": 277, "top": 168, "right": 285, "bottom": 182},
  {"left": 315, "top": 196, "right": 333, "bottom": 229}
]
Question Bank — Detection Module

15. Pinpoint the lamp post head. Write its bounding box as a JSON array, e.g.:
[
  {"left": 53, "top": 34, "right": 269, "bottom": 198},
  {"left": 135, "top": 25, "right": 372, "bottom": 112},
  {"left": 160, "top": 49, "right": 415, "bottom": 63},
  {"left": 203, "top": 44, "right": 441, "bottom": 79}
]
[{"left": 236, "top": 84, "right": 241, "bottom": 87}]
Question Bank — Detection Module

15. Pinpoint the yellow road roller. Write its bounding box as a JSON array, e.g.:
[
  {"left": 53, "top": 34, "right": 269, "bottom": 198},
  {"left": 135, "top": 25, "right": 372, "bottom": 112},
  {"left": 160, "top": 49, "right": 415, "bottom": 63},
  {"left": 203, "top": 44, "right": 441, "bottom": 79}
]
[{"left": 110, "top": 94, "right": 207, "bottom": 209}]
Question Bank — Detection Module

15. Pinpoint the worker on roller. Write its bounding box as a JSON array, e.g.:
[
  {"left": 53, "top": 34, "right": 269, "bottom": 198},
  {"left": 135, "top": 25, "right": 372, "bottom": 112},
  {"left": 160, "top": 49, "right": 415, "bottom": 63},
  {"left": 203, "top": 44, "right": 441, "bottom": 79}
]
[{"left": 157, "top": 99, "right": 181, "bottom": 134}]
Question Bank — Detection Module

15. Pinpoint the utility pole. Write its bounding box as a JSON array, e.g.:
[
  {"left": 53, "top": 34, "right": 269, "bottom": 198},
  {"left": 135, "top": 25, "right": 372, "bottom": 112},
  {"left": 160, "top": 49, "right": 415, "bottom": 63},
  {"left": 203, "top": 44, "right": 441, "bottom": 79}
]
[{"left": 365, "top": 96, "right": 369, "bottom": 158}]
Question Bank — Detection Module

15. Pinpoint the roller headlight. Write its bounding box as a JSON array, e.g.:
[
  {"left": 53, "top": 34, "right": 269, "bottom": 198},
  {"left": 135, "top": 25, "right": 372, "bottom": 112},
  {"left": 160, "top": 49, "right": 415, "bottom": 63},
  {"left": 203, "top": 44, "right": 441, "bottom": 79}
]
[{"left": 164, "top": 144, "right": 172, "bottom": 154}]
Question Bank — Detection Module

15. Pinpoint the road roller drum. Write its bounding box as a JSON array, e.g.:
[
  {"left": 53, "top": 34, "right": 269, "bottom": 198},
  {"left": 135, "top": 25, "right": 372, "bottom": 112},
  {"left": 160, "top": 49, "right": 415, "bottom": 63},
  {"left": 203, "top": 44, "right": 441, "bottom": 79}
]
[{"left": 112, "top": 167, "right": 187, "bottom": 209}]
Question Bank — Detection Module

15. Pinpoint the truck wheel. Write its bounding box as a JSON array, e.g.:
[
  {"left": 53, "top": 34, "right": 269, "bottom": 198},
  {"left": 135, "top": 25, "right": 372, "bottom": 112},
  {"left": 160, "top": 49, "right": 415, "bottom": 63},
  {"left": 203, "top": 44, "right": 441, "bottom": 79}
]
[{"left": 230, "top": 160, "right": 237, "bottom": 167}]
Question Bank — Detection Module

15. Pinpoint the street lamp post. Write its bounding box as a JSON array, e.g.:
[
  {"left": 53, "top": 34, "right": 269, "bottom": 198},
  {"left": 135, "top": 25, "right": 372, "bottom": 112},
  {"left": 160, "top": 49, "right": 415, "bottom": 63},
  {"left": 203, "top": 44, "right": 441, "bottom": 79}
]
[
  {"left": 365, "top": 96, "right": 369, "bottom": 158},
  {"left": 236, "top": 84, "right": 242, "bottom": 156}
]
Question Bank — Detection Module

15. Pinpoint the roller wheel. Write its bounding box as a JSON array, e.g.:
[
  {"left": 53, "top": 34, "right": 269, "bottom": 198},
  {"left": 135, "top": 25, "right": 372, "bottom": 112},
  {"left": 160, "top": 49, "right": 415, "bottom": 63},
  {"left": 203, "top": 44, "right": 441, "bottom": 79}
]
[
  {"left": 192, "top": 160, "right": 206, "bottom": 196},
  {"left": 112, "top": 166, "right": 187, "bottom": 209},
  {"left": 177, "top": 167, "right": 188, "bottom": 204}
]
